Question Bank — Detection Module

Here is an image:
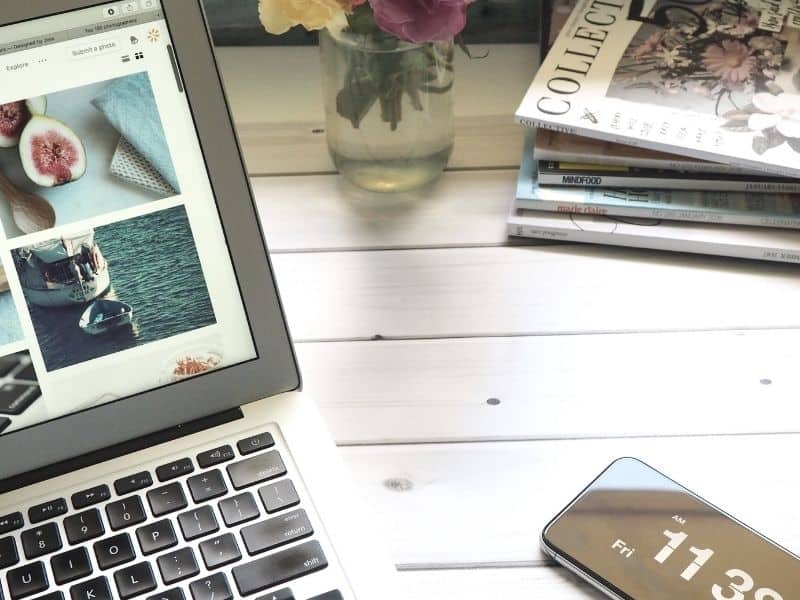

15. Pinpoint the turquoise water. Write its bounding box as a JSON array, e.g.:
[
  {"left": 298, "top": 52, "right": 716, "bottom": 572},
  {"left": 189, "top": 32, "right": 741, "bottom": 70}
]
[
  {"left": 21, "top": 206, "right": 216, "bottom": 371},
  {"left": 0, "top": 291, "right": 22, "bottom": 346}
]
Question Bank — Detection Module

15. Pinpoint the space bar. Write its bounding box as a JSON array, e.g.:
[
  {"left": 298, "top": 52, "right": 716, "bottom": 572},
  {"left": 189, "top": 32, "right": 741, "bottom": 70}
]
[{"left": 232, "top": 540, "right": 329, "bottom": 595}]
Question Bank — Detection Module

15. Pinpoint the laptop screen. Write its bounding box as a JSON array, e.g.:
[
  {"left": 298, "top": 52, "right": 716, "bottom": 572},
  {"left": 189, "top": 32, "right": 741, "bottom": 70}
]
[{"left": 0, "top": 1, "right": 258, "bottom": 437}]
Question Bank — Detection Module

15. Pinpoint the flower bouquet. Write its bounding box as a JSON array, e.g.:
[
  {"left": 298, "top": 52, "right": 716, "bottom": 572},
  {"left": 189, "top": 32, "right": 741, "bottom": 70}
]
[{"left": 259, "top": 0, "right": 472, "bottom": 191}]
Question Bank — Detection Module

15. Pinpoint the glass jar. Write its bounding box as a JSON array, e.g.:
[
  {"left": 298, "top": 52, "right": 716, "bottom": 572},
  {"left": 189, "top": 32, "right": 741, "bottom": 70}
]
[{"left": 319, "top": 27, "right": 455, "bottom": 193}]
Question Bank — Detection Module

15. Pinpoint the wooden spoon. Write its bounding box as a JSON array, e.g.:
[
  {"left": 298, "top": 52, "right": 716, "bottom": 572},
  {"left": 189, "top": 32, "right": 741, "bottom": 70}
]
[
  {"left": 0, "top": 169, "right": 56, "bottom": 234},
  {"left": 0, "top": 268, "right": 8, "bottom": 293}
]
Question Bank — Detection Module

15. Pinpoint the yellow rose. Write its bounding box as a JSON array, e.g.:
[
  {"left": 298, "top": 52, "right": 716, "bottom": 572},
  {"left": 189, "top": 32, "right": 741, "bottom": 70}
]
[{"left": 259, "top": 0, "right": 346, "bottom": 34}]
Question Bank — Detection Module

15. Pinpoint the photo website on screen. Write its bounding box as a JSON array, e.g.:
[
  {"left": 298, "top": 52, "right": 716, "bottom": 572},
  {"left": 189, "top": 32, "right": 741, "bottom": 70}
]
[{"left": 0, "top": 1, "right": 257, "bottom": 436}]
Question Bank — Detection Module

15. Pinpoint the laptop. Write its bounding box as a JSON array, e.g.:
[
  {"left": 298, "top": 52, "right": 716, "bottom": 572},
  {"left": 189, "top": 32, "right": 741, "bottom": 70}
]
[{"left": 0, "top": 2, "right": 397, "bottom": 599}]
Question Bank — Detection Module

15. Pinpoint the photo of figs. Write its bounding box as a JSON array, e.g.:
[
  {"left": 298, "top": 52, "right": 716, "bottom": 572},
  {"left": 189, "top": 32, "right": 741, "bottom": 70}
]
[
  {"left": 0, "top": 97, "right": 47, "bottom": 148},
  {"left": 19, "top": 115, "right": 87, "bottom": 187}
]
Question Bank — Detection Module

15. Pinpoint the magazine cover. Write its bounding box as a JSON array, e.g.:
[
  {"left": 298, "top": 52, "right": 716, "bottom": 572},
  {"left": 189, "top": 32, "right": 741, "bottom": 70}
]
[
  {"left": 516, "top": 0, "right": 800, "bottom": 177},
  {"left": 534, "top": 129, "right": 765, "bottom": 174},
  {"left": 517, "top": 134, "right": 800, "bottom": 227},
  {"left": 508, "top": 203, "right": 800, "bottom": 263},
  {"left": 537, "top": 160, "right": 800, "bottom": 191}
]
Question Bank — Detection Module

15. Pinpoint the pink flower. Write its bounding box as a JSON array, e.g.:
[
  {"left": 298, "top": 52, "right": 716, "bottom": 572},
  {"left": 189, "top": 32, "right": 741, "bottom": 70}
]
[
  {"left": 701, "top": 40, "right": 756, "bottom": 84},
  {"left": 367, "top": 0, "right": 468, "bottom": 43},
  {"left": 631, "top": 31, "right": 664, "bottom": 59}
]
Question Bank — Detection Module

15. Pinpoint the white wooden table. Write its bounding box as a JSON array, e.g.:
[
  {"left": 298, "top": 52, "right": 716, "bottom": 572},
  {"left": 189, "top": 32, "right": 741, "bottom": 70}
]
[{"left": 217, "top": 44, "right": 800, "bottom": 598}]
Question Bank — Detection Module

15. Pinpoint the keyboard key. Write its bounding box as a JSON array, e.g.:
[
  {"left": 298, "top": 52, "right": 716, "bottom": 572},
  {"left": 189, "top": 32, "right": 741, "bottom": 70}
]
[
  {"left": 28, "top": 499, "right": 67, "bottom": 524},
  {"left": 64, "top": 509, "right": 105, "bottom": 545},
  {"left": 147, "top": 589, "right": 185, "bottom": 600},
  {"left": 196, "top": 445, "right": 235, "bottom": 469},
  {"left": 231, "top": 540, "right": 328, "bottom": 596},
  {"left": 237, "top": 433, "right": 275, "bottom": 455},
  {"left": 198, "top": 533, "right": 241, "bottom": 570},
  {"left": 114, "top": 562, "right": 157, "bottom": 599},
  {"left": 22, "top": 522, "right": 62, "bottom": 559},
  {"left": 136, "top": 519, "right": 177, "bottom": 555},
  {"left": 6, "top": 561, "right": 48, "bottom": 599},
  {"left": 177, "top": 506, "right": 219, "bottom": 541},
  {"left": 15, "top": 362, "right": 37, "bottom": 382},
  {"left": 71, "top": 485, "right": 110, "bottom": 510},
  {"left": 240, "top": 509, "right": 313, "bottom": 555},
  {"left": 218, "top": 492, "right": 259, "bottom": 527},
  {"left": 106, "top": 497, "right": 147, "bottom": 531},
  {"left": 0, "top": 417, "right": 9, "bottom": 433},
  {"left": 308, "top": 593, "right": 343, "bottom": 600},
  {"left": 255, "top": 590, "right": 294, "bottom": 600},
  {"left": 259, "top": 479, "right": 300, "bottom": 514},
  {"left": 0, "top": 383, "right": 40, "bottom": 415},
  {"left": 34, "top": 593, "right": 64, "bottom": 600},
  {"left": 227, "top": 452, "right": 286, "bottom": 490},
  {"left": 156, "top": 458, "right": 194, "bottom": 482},
  {"left": 187, "top": 470, "right": 227, "bottom": 503},
  {"left": 147, "top": 483, "right": 187, "bottom": 517},
  {"left": 94, "top": 533, "right": 136, "bottom": 570},
  {"left": 51, "top": 547, "right": 92, "bottom": 585},
  {"left": 0, "top": 353, "right": 21, "bottom": 376},
  {"left": 0, "top": 511, "right": 23, "bottom": 534},
  {"left": 157, "top": 547, "right": 200, "bottom": 584},
  {"left": 147, "top": 590, "right": 184, "bottom": 600},
  {"left": 189, "top": 573, "right": 232, "bottom": 600},
  {"left": 0, "top": 535, "right": 19, "bottom": 568},
  {"left": 70, "top": 576, "right": 112, "bottom": 600},
  {"left": 114, "top": 472, "right": 153, "bottom": 496}
]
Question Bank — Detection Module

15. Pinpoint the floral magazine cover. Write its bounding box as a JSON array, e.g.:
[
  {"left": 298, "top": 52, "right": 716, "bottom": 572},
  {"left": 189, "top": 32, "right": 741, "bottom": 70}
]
[{"left": 515, "top": 0, "right": 800, "bottom": 177}]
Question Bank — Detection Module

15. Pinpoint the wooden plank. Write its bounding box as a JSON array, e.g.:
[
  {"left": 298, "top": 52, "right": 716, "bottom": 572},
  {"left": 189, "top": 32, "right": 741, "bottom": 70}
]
[
  {"left": 216, "top": 46, "right": 535, "bottom": 174},
  {"left": 341, "top": 435, "right": 800, "bottom": 567},
  {"left": 272, "top": 246, "right": 800, "bottom": 341},
  {"left": 398, "top": 567, "right": 602, "bottom": 599},
  {"left": 255, "top": 170, "right": 519, "bottom": 252},
  {"left": 298, "top": 330, "right": 800, "bottom": 444}
]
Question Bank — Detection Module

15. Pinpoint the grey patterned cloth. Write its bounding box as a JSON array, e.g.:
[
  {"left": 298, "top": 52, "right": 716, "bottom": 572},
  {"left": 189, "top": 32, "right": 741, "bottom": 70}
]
[
  {"left": 111, "top": 136, "right": 177, "bottom": 197},
  {"left": 92, "top": 72, "right": 180, "bottom": 192}
]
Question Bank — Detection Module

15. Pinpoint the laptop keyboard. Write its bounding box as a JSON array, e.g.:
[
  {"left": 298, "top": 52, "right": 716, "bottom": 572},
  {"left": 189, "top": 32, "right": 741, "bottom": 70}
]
[
  {"left": 0, "top": 352, "right": 41, "bottom": 434},
  {"left": 0, "top": 431, "right": 344, "bottom": 600}
]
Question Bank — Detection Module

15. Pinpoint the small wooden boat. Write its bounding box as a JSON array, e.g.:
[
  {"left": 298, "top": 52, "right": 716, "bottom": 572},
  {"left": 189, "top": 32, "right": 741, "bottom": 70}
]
[{"left": 79, "top": 299, "right": 133, "bottom": 335}]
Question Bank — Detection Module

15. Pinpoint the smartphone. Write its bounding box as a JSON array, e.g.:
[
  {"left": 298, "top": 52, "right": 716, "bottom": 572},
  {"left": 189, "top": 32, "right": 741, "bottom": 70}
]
[{"left": 541, "top": 458, "right": 799, "bottom": 600}]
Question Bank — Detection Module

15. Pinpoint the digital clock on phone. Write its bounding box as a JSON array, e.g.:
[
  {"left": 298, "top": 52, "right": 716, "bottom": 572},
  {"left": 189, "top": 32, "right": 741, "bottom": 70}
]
[{"left": 541, "top": 458, "right": 799, "bottom": 600}]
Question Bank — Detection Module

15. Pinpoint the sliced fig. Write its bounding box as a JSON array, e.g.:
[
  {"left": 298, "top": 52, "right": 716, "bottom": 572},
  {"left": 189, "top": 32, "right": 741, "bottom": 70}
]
[
  {"left": 0, "top": 101, "right": 32, "bottom": 148},
  {"left": 19, "top": 115, "right": 86, "bottom": 187},
  {"left": 26, "top": 96, "right": 47, "bottom": 116}
]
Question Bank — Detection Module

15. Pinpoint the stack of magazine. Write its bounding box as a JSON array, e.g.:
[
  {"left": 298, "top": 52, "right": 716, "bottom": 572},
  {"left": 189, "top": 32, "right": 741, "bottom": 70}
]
[{"left": 511, "top": 0, "right": 800, "bottom": 263}]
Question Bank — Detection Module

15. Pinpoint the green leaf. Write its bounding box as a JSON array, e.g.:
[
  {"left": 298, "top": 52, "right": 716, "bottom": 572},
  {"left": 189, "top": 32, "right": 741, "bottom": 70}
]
[
  {"left": 752, "top": 136, "right": 770, "bottom": 155},
  {"left": 720, "top": 118, "right": 751, "bottom": 131},
  {"left": 345, "top": 4, "right": 381, "bottom": 36},
  {"left": 766, "top": 82, "right": 784, "bottom": 95},
  {"left": 752, "top": 127, "right": 785, "bottom": 155},
  {"left": 455, "top": 34, "right": 488, "bottom": 59},
  {"left": 336, "top": 65, "right": 379, "bottom": 129}
]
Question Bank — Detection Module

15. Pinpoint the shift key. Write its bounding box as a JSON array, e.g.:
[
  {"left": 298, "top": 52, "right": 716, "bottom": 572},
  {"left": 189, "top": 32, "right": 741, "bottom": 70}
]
[
  {"left": 232, "top": 540, "right": 328, "bottom": 595},
  {"left": 227, "top": 451, "right": 286, "bottom": 490}
]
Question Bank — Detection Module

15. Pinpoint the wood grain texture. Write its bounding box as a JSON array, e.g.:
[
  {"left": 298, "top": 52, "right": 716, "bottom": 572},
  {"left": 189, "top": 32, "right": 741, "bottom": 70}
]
[
  {"left": 272, "top": 245, "right": 800, "bottom": 341},
  {"left": 255, "top": 170, "right": 520, "bottom": 252},
  {"left": 217, "top": 45, "right": 536, "bottom": 174},
  {"left": 297, "top": 330, "right": 800, "bottom": 444},
  {"left": 397, "top": 566, "right": 603, "bottom": 599},
  {"left": 341, "top": 435, "right": 800, "bottom": 567}
]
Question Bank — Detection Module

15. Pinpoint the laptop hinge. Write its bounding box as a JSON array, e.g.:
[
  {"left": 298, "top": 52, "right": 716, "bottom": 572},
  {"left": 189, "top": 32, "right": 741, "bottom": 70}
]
[{"left": 0, "top": 408, "right": 243, "bottom": 494}]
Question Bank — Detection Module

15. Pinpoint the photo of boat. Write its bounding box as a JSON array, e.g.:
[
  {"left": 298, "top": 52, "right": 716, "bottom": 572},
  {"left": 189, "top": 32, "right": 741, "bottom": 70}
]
[
  {"left": 13, "top": 231, "right": 109, "bottom": 308},
  {"left": 14, "top": 206, "right": 216, "bottom": 371},
  {"left": 79, "top": 299, "right": 133, "bottom": 336}
]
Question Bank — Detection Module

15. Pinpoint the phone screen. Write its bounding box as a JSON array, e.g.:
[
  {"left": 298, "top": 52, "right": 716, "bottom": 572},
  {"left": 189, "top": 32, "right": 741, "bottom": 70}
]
[{"left": 542, "top": 458, "right": 799, "bottom": 600}]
